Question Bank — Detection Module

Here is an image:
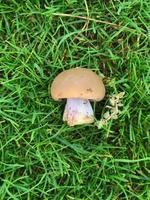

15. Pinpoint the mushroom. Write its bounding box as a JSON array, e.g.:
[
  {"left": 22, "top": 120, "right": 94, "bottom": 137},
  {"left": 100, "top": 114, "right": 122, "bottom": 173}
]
[{"left": 50, "top": 68, "right": 105, "bottom": 126}]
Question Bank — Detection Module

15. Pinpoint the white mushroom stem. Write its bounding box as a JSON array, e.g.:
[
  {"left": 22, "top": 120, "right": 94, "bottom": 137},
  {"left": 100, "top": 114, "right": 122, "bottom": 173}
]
[{"left": 63, "top": 98, "right": 94, "bottom": 126}]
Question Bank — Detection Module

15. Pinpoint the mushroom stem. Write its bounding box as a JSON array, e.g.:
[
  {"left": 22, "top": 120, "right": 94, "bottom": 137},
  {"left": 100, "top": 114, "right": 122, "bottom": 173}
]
[{"left": 63, "top": 98, "right": 94, "bottom": 126}]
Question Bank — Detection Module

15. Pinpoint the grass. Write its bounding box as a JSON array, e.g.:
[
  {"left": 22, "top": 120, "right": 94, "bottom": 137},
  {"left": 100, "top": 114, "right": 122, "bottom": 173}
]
[{"left": 0, "top": 0, "right": 150, "bottom": 199}]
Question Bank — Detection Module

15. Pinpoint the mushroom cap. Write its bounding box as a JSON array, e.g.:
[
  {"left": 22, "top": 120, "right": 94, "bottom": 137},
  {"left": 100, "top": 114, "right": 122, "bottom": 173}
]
[{"left": 51, "top": 68, "right": 105, "bottom": 101}]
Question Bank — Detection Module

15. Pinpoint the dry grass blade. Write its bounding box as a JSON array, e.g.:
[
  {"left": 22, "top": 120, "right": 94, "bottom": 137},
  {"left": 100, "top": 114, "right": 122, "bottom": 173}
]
[
  {"left": 53, "top": 12, "right": 147, "bottom": 36},
  {"left": 53, "top": 12, "right": 120, "bottom": 27}
]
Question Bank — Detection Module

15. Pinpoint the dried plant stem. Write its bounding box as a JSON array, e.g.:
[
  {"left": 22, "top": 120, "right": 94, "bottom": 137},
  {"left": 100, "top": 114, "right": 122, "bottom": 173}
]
[
  {"left": 53, "top": 13, "right": 146, "bottom": 36},
  {"left": 53, "top": 13, "right": 120, "bottom": 27}
]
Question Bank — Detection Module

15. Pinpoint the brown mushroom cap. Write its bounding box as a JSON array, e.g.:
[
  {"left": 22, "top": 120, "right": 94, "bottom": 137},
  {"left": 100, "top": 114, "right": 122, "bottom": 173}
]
[{"left": 51, "top": 68, "right": 105, "bottom": 101}]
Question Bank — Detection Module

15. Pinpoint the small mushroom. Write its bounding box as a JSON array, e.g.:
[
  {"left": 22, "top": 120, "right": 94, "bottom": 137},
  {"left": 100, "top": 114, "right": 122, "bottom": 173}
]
[{"left": 50, "top": 68, "right": 105, "bottom": 126}]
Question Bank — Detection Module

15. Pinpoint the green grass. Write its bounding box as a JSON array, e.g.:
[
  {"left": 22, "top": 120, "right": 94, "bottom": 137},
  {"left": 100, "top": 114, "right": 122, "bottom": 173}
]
[{"left": 0, "top": 0, "right": 150, "bottom": 199}]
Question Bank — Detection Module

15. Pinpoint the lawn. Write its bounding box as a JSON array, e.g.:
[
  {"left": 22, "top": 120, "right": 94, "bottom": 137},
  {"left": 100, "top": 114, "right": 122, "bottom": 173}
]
[{"left": 0, "top": 0, "right": 150, "bottom": 199}]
